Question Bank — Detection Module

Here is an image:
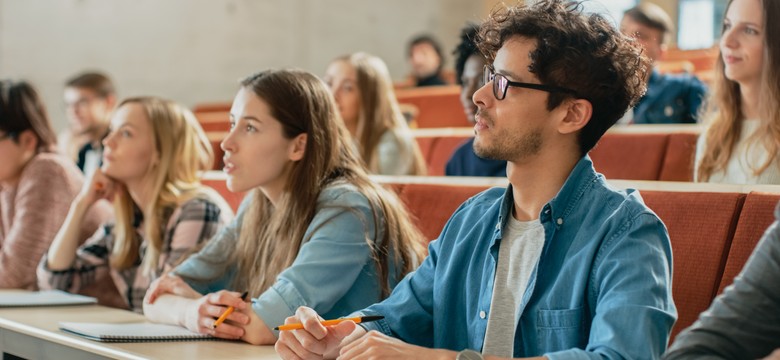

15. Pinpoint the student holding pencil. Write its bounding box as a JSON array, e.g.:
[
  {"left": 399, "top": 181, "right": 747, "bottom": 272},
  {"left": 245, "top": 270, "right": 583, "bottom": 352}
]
[
  {"left": 0, "top": 80, "right": 111, "bottom": 290},
  {"left": 38, "top": 97, "right": 233, "bottom": 312},
  {"left": 142, "top": 69, "right": 426, "bottom": 345},
  {"left": 276, "top": 1, "right": 675, "bottom": 359}
]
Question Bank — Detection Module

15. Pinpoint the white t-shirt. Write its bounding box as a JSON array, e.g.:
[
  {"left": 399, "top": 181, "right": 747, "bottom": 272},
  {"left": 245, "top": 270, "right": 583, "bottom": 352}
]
[
  {"left": 696, "top": 119, "right": 780, "bottom": 184},
  {"left": 82, "top": 148, "right": 102, "bottom": 178},
  {"left": 482, "top": 216, "right": 546, "bottom": 357}
]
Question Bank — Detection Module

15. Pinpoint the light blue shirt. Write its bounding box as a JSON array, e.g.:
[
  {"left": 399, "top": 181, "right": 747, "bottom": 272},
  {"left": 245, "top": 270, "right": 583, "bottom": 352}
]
[
  {"left": 358, "top": 156, "right": 677, "bottom": 359},
  {"left": 172, "top": 181, "right": 401, "bottom": 336}
]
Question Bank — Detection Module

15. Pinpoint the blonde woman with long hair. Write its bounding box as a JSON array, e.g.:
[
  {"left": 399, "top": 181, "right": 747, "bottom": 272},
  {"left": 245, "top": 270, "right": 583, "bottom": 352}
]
[
  {"left": 324, "top": 52, "right": 426, "bottom": 175},
  {"left": 143, "top": 69, "right": 425, "bottom": 345},
  {"left": 695, "top": 0, "right": 780, "bottom": 183},
  {"left": 39, "top": 97, "right": 233, "bottom": 312}
]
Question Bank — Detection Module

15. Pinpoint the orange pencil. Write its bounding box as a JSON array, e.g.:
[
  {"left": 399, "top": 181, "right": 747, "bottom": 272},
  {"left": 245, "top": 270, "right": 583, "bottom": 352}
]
[
  {"left": 212, "top": 291, "right": 249, "bottom": 329},
  {"left": 274, "top": 315, "right": 384, "bottom": 331}
]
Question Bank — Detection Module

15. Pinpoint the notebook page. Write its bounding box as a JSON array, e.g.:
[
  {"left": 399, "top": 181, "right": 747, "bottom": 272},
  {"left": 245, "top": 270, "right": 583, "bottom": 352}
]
[
  {"left": 59, "top": 322, "right": 214, "bottom": 342},
  {"left": 0, "top": 290, "right": 97, "bottom": 307}
]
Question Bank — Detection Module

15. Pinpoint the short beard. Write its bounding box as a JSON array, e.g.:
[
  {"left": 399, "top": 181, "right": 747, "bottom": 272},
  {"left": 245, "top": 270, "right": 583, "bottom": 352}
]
[{"left": 473, "top": 127, "right": 543, "bottom": 161}]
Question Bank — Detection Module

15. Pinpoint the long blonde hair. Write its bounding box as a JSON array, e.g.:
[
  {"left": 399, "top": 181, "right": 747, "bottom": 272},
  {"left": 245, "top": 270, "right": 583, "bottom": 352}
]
[
  {"left": 233, "top": 70, "right": 425, "bottom": 298},
  {"left": 335, "top": 53, "right": 427, "bottom": 175},
  {"left": 111, "top": 97, "right": 215, "bottom": 275},
  {"left": 697, "top": 0, "right": 780, "bottom": 181}
]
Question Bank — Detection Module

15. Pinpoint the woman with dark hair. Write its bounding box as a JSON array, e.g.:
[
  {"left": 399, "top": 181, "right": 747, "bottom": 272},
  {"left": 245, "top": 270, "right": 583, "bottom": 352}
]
[
  {"left": 0, "top": 79, "right": 110, "bottom": 289},
  {"left": 142, "top": 69, "right": 426, "bottom": 345}
]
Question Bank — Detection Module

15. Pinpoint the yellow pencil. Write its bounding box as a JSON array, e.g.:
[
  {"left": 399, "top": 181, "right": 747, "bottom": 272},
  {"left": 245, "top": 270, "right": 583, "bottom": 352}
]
[
  {"left": 212, "top": 291, "right": 249, "bottom": 329},
  {"left": 274, "top": 315, "right": 384, "bottom": 331}
]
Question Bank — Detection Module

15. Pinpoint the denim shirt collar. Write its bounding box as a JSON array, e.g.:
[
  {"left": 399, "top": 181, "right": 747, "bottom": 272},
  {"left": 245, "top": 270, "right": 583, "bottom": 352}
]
[{"left": 493, "top": 155, "right": 598, "bottom": 242}]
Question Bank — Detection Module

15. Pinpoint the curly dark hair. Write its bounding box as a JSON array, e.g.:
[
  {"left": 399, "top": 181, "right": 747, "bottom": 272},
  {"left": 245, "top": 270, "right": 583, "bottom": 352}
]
[
  {"left": 477, "top": 0, "right": 650, "bottom": 156},
  {"left": 453, "top": 23, "right": 481, "bottom": 85}
]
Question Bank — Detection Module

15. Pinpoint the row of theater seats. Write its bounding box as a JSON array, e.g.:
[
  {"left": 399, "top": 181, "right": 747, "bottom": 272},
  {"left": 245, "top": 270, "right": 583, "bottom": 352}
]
[
  {"left": 192, "top": 85, "right": 470, "bottom": 130},
  {"left": 201, "top": 171, "right": 780, "bottom": 342},
  {"left": 413, "top": 125, "right": 702, "bottom": 179},
  {"left": 206, "top": 124, "right": 702, "bottom": 180}
]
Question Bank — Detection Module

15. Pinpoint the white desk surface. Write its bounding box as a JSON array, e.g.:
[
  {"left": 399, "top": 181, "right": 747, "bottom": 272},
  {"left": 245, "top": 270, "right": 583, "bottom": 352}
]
[{"left": 0, "top": 290, "right": 280, "bottom": 360}]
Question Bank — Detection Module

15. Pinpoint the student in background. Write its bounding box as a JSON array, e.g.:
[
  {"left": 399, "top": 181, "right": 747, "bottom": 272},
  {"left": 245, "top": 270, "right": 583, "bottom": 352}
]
[
  {"left": 324, "top": 53, "right": 426, "bottom": 175},
  {"left": 621, "top": 3, "right": 707, "bottom": 124},
  {"left": 664, "top": 200, "right": 780, "bottom": 358},
  {"left": 408, "top": 34, "right": 447, "bottom": 87},
  {"left": 39, "top": 97, "right": 232, "bottom": 312},
  {"left": 61, "top": 72, "right": 117, "bottom": 175},
  {"left": 0, "top": 80, "right": 110, "bottom": 290},
  {"left": 276, "top": 0, "right": 675, "bottom": 358},
  {"left": 142, "top": 69, "right": 426, "bottom": 345},
  {"left": 445, "top": 23, "right": 507, "bottom": 177},
  {"left": 695, "top": 0, "right": 779, "bottom": 184}
]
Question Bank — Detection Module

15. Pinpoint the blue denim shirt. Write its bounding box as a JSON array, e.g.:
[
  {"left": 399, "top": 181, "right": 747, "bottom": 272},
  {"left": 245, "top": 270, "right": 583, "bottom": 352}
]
[
  {"left": 172, "top": 181, "right": 400, "bottom": 337},
  {"left": 633, "top": 70, "right": 707, "bottom": 124},
  {"left": 358, "top": 156, "right": 677, "bottom": 359}
]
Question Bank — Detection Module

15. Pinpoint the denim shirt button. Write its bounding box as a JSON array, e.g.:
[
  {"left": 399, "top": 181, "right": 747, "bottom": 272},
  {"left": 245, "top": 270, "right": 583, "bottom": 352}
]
[
  {"left": 556, "top": 218, "right": 563, "bottom": 225},
  {"left": 479, "top": 310, "right": 486, "bottom": 319}
]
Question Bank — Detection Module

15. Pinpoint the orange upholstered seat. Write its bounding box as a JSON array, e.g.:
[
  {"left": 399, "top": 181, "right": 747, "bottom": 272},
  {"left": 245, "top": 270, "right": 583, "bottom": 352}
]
[
  {"left": 589, "top": 133, "right": 669, "bottom": 180},
  {"left": 717, "top": 192, "right": 780, "bottom": 294},
  {"left": 641, "top": 191, "right": 745, "bottom": 341},
  {"left": 396, "top": 86, "right": 470, "bottom": 128}
]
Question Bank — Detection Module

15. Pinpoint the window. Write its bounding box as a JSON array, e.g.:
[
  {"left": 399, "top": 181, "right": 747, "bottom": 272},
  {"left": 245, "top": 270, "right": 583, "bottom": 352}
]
[
  {"left": 678, "top": 0, "right": 728, "bottom": 49},
  {"left": 579, "top": 0, "right": 639, "bottom": 27}
]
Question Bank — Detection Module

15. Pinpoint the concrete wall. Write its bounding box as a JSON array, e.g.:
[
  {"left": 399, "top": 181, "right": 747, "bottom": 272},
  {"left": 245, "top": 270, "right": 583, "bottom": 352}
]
[{"left": 0, "top": 0, "right": 483, "bottom": 131}]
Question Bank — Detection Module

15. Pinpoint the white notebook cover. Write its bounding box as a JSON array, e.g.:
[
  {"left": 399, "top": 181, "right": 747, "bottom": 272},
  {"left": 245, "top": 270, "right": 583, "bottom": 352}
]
[
  {"left": 59, "top": 322, "right": 215, "bottom": 342},
  {"left": 0, "top": 290, "right": 97, "bottom": 307}
]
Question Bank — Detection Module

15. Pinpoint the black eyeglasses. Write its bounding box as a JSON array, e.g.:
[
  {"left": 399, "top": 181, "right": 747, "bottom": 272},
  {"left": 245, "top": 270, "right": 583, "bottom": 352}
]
[{"left": 483, "top": 66, "right": 579, "bottom": 100}]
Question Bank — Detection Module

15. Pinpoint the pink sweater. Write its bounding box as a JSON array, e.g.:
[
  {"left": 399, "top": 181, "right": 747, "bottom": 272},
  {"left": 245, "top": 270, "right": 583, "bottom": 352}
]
[{"left": 0, "top": 153, "right": 112, "bottom": 290}]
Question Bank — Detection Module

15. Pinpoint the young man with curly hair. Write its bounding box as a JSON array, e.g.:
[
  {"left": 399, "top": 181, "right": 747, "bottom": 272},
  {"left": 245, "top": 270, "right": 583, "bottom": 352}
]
[{"left": 275, "top": 1, "right": 676, "bottom": 359}]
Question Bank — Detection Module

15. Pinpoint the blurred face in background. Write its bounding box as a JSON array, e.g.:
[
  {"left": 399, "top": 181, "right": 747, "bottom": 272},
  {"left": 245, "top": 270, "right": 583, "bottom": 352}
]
[
  {"left": 0, "top": 130, "right": 36, "bottom": 187},
  {"left": 620, "top": 16, "right": 665, "bottom": 63},
  {"left": 461, "top": 54, "right": 487, "bottom": 124},
  {"left": 410, "top": 42, "right": 442, "bottom": 79},
  {"left": 64, "top": 87, "right": 113, "bottom": 136},
  {"left": 324, "top": 60, "right": 362, "bottom": 130}
]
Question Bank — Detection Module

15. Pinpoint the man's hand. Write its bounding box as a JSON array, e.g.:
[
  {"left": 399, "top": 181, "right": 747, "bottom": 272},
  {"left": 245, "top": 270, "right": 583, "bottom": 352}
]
[{"left": 338, "top": 330, "right": 456, "bottom": 360}]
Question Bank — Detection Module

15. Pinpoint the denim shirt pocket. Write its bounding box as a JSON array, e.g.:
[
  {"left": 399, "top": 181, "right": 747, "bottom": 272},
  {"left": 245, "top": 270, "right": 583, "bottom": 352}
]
[{"left": 536, "top": 307, "right": 586, "bottom": 352}]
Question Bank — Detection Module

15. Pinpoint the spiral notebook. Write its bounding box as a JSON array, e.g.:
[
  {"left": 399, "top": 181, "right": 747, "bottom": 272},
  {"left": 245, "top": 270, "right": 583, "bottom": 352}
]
[
  {"left": 59, "top": 322, "right": 215, "bottom": 343},
  {"left": 0, "top": 290, "right": 97, "bottom": 307}
]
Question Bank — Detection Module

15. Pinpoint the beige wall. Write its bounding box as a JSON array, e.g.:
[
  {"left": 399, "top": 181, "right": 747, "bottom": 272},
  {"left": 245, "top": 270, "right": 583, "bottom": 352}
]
[
  {"left": 0, "top": 0, "right": 700, "bottom": 133},
  {"left": 644, "top": 0, "right": 680, "bottom": 45},
  {"left": 0, "top": 0, "right": 483, "bottom": 131}
]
